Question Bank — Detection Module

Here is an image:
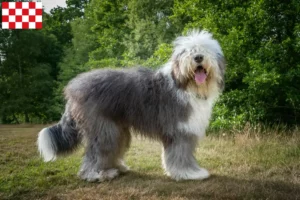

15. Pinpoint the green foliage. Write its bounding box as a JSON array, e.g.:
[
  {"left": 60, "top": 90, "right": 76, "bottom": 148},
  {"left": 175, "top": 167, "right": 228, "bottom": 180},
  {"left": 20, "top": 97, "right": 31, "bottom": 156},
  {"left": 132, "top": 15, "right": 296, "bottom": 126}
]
[
  {"left": 0, "top": 30, "right": 61, "bottom": 123},
  {"left": 43, "top": 0, "right": 89, "bottom": 46},
  {"left": 87, "top": 0, "right": 130, "bottom": 60},
  {"left": 143, "top": 43, "right": 173, "bottom": 68},
  {"left": 58, "top": 17, "right": 97, "bottom": 85},
  {"left": 1, "top": 0, "right": 299, "bottom": 127},
  {"left": 124, "top": 0, "right": 175, "bottom": 59}
]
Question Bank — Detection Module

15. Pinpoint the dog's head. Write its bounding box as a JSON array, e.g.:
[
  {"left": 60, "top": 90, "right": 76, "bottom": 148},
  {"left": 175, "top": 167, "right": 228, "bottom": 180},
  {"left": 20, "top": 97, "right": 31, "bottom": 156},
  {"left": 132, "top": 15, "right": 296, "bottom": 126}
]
[{"left": 171, "top": 30, "right": 225, "bottom": 99}]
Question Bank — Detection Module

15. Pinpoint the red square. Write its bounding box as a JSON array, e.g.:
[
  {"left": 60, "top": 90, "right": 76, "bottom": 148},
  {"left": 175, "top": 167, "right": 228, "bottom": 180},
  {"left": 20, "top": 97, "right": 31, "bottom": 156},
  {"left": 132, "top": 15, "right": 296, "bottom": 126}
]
[
  {"left": 2, "top": 2, "right": 9, "bottom": 9},
  {"left": 29, "top": 2, "right": 35, "bottom": 9},
  {"left": 22, "top": 22, "right": 29, "bottom": 29},
  {"left": 15, "top": 2, "right": 22, "bottom": 9},
  {"left": 16, "top": 16, "right": 22, "bottom": 22},
  {"left": 2, "top": 16, "right": 8, "bottom": 22},
  {"left": 9, "top": 22, "right": 15, "bottom": 29},
  {"left": 9, "top": 9, "right": 15, "bottom": 15},
  {"left": 36, "top": 9, "right": 42, "bottom": 15},
  {"left": 29, "top": 16, "right": 35, "bottom": 22},
  {"left": 22, "top": 9, "right": 29, "bottom": 15},
  {"left": 36, "top": 22, "right": 42, "bottom": 29}
]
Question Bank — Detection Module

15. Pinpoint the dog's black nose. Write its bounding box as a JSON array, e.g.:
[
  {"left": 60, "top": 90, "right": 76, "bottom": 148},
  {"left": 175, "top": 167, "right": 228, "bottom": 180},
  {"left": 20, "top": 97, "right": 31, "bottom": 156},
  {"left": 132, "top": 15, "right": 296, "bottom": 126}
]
[{"left": 194, "top": 55, "right": 204, "bottom": 63}]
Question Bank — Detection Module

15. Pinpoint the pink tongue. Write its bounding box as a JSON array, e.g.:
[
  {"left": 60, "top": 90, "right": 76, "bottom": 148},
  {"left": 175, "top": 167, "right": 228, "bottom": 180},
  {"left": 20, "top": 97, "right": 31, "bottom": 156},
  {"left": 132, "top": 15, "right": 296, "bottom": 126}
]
[{"left": 195, "top": 70, "right": 207, "bottom": 84}]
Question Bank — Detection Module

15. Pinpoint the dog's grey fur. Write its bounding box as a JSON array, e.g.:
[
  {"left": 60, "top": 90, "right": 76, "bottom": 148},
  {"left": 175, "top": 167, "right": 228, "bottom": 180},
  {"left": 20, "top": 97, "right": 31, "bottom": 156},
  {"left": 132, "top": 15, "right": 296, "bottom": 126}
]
[{"left": 38, "top": 30, "right": 225, "bottom": 181}]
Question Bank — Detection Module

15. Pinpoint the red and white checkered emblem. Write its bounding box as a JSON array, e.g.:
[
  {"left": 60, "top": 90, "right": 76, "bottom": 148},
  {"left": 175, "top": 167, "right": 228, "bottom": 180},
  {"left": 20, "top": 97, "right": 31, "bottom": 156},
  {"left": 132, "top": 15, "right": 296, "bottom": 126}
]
[{"left": 2, "top": 2, "right": 42, "bottom": 29}]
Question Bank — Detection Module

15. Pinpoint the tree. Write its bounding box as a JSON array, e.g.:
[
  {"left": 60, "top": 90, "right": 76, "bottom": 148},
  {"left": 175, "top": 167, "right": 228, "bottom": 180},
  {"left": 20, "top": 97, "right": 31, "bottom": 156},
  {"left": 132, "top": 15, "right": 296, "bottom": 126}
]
[
  {"left": 58, "top": 17, "right": 98, "bottom": 86},
  {"left": 43, "top": 0, "right": 90, "bottom": 47},
  {"left": 123, "top": 0, "right": 176, "bottom": 60},
  {"left": 86, "top": 0, "right": 130, "bottom": 65},
  {"left": 0, "top": 30, "right": 61, "bottom": 123}
]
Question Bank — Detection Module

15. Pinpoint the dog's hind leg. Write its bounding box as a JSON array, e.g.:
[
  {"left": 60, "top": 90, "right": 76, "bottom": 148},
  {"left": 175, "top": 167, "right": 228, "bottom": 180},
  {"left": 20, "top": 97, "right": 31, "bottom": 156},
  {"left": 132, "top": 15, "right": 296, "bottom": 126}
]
[
  {"left": 78, "top": 119, "right": 122, "bottom": 182},
  {"left": 116, "top": 127, "right": 131, "bottom": 173},
  {"left": 162, "top": 134, "right": 210, "bottom": 181}
]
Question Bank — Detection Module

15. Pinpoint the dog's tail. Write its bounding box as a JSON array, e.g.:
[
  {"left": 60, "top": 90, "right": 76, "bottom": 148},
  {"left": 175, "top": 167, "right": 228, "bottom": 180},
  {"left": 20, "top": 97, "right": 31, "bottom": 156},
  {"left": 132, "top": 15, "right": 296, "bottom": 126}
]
[{"left": 37, "top": 111, "right": 82, "bottom": 162}]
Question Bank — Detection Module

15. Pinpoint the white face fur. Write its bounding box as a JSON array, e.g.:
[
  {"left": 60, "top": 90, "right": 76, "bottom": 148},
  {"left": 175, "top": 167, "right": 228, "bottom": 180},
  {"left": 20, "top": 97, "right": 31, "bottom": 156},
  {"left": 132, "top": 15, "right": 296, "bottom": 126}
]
[
  {"left": 172, "top": 30, "right": 225, "bottom": 99},
  {"left": 171, "top": 30, "right": 225, "bottom": 137}
]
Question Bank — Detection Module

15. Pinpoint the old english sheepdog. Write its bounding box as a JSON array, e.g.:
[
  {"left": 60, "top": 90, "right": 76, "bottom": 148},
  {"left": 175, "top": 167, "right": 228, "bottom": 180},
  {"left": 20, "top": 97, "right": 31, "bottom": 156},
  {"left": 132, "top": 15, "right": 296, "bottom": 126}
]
[{"left": 37, "top": 30, "right": 225, "bottom": 182}]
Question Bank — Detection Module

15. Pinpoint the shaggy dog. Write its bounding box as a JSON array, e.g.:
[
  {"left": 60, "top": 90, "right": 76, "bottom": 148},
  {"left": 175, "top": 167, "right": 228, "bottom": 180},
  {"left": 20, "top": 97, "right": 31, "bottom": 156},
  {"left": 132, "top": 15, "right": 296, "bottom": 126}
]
[{"left": 38, "top": 30, "right": 225, "bottom": 182}]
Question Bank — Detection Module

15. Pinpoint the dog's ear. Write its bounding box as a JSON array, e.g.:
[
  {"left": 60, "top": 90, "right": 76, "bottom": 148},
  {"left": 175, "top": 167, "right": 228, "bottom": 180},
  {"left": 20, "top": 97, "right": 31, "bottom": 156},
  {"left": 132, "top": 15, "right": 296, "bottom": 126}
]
[
  {"left": 171, "top": 50, "right": 181, "bottom": 72},
  {"left": 171, "top": 56, "right": 182, "bottom": 85},
  {"left": 217, "top": 53, "right": 226, "bottom": 91},
  {"left": 171, "top": 50, "right": 188, "bottom": 89}
]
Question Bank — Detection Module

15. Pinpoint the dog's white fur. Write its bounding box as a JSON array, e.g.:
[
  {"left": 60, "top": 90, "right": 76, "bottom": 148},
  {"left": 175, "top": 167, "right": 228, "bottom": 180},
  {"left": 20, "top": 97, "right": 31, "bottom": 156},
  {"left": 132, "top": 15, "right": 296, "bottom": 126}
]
[
  {"left": 37, "top": 128, "right": 56, "bottom": 162},
  {"left": 178, "top": 95, "right": 212, "bottom": 138}
]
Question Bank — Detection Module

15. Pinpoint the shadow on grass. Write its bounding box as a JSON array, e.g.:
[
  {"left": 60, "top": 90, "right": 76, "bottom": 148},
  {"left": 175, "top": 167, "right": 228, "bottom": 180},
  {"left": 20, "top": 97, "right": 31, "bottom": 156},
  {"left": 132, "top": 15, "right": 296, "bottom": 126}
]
[
  {"left": 107, "top": 171, "right": 300, "bottom": 200},
  {"left": 2, "top": 170, "right": 300, "bottom": 200}
]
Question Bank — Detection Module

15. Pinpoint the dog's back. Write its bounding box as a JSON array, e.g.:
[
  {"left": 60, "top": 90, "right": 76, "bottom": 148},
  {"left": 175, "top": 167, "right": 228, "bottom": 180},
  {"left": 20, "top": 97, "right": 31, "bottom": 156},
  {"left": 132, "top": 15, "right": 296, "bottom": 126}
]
[{"left": 64, "top": 67, "right": 189, "bottom": 136}]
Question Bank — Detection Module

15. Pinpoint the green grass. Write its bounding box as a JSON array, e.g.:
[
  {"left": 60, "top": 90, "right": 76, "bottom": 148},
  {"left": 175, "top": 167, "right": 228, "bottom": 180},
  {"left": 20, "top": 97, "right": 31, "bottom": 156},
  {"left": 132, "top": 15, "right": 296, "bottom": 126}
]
[{"left": 0, "top": 125, "right": 299, "bottom": 200}]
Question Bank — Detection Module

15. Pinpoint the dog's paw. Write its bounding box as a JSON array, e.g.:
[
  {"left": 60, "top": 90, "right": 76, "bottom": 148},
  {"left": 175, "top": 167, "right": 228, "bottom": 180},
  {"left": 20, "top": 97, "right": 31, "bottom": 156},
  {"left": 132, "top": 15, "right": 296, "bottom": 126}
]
[
  {"left": 102, "top": 168, "right": 119, "bottom": 181},
  {"left": 79, "top": 168, "right": 119, "bottom": 182},
  {"left": 168, "top": 167, "right": 210, "bottom": 181},
  {"left": 118, "top": 164, "right": 130, "bottom": 173},
  {"left": 117, "top": 160, "right": 130, "bottom": 173},
  {"left": 185, "top": 168, "right": 210, "bottom": 180}
]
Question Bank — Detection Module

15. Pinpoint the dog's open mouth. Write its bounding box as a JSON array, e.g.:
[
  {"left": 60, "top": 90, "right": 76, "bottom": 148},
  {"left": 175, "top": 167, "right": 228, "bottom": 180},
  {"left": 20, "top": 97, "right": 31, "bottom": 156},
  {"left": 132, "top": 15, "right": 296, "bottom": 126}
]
[{"left": 194, "top": 65, "right": 207, "bottom": 84}]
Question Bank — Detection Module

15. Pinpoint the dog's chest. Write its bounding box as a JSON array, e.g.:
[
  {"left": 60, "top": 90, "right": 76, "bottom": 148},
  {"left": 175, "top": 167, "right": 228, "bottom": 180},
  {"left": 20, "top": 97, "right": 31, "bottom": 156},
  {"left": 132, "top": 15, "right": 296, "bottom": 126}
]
[{"left": 177, "top": 96, "right": 213, "bottom": 138}]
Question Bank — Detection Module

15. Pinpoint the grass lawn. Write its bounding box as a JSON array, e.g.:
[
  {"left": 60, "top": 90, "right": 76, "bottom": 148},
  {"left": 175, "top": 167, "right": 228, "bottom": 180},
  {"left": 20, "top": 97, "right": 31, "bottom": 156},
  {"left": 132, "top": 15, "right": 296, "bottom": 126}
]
[{"left": 0, "top": 125, "right": 299, "bottom": 200}]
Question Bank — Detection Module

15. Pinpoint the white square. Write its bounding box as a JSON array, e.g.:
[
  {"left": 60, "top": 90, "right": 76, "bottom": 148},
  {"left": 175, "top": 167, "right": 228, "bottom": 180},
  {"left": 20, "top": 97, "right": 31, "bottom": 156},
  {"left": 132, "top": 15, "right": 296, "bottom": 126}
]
[
  {"left": 15, "top": 9, "right": 22, "bottom": 16},
  {"left": 2, "top": 22, "right": 9, "bottom": 29},
  {"left": 36, "top": 16, "right": 42, "bottom": 22},
  {"left": 36, "top": 2, "right": 43, "bottom": 9},
  {"left": 2, "top": 9, "right": 9, "bottom": 16},
  {"left": 29, "top": 22, "right": 35, "bottom": 29},
  {"left": 8, "top": 2, "right": 16, "bottom": 9},
  {"left": 29, "top": 9, "right": 35, "bottom": 16},
  {"left": 22, "top": 16, "right": 29, "bottom": 22},
  {"left": 15, "top": 22, "right": 22, "bottom": 29},
  {"left": 9, "top": 16, "right": 16, "bottom": 22},
  {"left": 22, "top": 2, "right": 29, "bottom": 9}
]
